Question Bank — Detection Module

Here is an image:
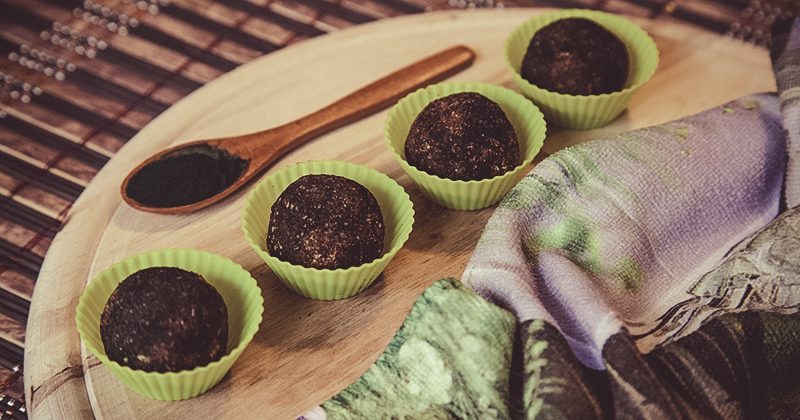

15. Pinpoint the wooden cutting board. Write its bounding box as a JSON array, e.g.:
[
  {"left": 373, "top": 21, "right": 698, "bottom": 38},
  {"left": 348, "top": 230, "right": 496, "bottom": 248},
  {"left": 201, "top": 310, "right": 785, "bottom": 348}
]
[{"left": 25, "top": 9, "right": 775, "bottom": 419}]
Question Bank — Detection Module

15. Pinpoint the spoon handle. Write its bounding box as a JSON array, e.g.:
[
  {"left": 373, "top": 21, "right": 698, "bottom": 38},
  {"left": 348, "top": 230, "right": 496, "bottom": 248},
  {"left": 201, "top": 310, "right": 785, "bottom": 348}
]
[{"left": 281, "top": 45, "right": 476, "bottom": 143}]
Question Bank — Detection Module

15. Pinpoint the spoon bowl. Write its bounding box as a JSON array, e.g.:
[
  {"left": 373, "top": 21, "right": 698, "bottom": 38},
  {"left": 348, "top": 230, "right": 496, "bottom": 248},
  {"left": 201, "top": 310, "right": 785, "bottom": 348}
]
[{"left": 121, "top": 46, "right": 476, "bottom": 214}]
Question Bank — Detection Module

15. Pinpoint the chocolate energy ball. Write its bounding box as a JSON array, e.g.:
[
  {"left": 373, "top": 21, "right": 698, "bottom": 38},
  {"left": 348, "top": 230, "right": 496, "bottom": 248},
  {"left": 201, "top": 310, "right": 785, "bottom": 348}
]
[
  {"left": 404, "top": 92, "right": 519, "bottom": 181},
  {"left": 521, "top": 18, "right": 630, "bottom": 96},
  {"left": 100, "top": 267, "right": 228, "bottom": 372},
  {"left": 267, "top": 174, "right": 384, "bottom": 270}
]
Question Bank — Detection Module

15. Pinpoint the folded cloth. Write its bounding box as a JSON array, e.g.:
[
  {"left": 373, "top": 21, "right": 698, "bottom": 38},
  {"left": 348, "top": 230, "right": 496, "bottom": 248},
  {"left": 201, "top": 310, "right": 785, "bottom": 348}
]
[
  {"left": 304, "top": 19, "right": 800, "bottom": 420},
  {"left": 773, "top": 18, "right": 800, "bottom": 208},
  {"left": 316, "top": 279, "right": 516, "bottom": 419},
  {"left": 464, "top": 93, "right": 784, "bottom": 369},
  {"left": 510, "top": 208, "right": 800, "bottom": 419}
]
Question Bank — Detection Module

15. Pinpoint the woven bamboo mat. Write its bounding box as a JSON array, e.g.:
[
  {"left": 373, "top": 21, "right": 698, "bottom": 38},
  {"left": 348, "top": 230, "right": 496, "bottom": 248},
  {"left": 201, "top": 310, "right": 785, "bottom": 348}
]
[{"left": 0, "top": 0, "right": 795, "bottom": 417}]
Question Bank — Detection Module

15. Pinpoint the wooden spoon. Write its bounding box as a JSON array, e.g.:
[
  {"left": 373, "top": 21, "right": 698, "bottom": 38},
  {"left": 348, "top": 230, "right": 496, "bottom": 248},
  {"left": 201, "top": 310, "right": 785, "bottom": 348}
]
[{"left": 120, "top": 45, "right": 476, "bottom": 214}]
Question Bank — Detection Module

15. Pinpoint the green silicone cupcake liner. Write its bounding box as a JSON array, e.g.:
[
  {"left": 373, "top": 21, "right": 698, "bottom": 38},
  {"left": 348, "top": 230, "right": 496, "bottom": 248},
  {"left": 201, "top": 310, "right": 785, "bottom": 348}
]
[
  {"left": 385, "top": 81, "right": 547, "bottom": 210},
  {"left": 505, "top": 9, "right": 659, "bottom": 129},
  {"left": 242, "top": 160, "right": 414, "bottom": 300},
  {"left": 75, "top": 248, "right": 264, "bottom": 400}
]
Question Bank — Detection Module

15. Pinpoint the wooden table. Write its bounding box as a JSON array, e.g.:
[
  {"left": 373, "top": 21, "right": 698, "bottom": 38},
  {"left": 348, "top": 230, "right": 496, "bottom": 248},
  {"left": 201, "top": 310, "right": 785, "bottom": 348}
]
[{"left": 24, "top": 9, "right": 775, "bottom": 419}]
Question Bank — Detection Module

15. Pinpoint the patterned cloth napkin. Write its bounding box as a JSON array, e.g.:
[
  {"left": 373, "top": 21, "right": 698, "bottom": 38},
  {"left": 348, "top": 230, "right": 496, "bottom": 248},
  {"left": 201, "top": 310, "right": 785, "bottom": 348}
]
[{"left": 303, "top": 20, "right": 800, "bottom": 419}]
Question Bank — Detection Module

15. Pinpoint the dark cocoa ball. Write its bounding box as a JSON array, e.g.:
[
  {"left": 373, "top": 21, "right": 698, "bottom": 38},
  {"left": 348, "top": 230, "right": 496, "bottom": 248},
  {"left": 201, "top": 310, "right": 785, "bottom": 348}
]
[
  {"left": 404, "top": 92, "right": 519, "bottom": 181},
  {"left": 100, "top": 267, "right": 228, "bottom": 372},
  {"left": 521, "top": 18, "right": 630, "bottom": 95},
  {"left": 267, "top": 174, "right": 384, "bottom": 270}
]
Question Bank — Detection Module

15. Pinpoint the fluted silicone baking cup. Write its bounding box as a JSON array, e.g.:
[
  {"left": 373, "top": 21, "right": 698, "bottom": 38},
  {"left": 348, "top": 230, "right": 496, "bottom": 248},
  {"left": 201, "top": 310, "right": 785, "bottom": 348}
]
[
  {"left": 242, "top": 160, "right": 414, "bottom": 300},
  {"left": 505, "top": 9, "right": 659, "bottom": 129},
  {"left": 385, "top": 81, "right": 546, "bottom": 210},
  {"left": 75, "top": 248, "right": 264, "bottom": 400}
]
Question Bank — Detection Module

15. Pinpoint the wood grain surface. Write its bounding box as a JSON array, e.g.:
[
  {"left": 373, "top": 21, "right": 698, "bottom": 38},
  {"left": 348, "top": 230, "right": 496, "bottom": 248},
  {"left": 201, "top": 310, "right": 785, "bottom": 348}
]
[{"left": 25, "top": 8, "right": 775, "bottom": 420}]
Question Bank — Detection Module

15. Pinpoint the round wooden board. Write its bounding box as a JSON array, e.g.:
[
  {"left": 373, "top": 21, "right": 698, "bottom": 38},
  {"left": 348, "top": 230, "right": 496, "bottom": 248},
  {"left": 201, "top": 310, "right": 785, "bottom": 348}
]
[{"left": 25, "top": 9, "right": 775, "bottom": 420}]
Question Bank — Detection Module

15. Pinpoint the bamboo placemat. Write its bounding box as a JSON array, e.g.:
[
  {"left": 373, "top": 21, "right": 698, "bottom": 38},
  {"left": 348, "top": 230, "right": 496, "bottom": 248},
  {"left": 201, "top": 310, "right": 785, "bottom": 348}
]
[{"left": 0, "top": 0, "right": 795, "bottom": 417}]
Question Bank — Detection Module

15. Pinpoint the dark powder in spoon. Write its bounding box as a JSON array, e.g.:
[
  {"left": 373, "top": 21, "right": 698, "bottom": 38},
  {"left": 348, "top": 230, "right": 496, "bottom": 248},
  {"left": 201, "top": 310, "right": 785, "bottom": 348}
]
[{"left": 126, "top": 144, "right": 248, "bottom": 208}]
